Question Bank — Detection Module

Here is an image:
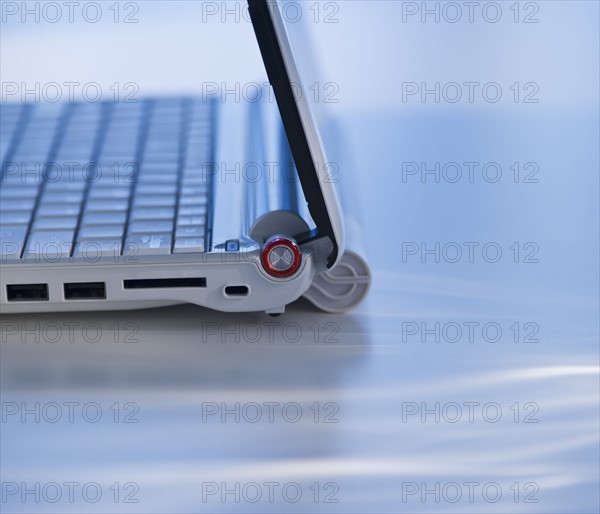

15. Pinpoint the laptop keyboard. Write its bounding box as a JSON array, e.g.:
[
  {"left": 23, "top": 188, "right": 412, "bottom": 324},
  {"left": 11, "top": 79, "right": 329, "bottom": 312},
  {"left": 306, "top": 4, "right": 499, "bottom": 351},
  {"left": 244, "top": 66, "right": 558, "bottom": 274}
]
[{"left": 0, "top": 98, "right": 215, "bottom": 262}]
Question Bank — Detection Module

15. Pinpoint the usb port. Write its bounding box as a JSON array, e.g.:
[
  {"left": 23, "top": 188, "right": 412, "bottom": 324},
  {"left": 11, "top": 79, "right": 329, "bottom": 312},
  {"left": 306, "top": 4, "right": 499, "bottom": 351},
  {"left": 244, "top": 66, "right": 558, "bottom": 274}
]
[
  {"left": 7, "top": 284, "right": 49, "bottom": 302},
  {"left": 64, "top": 282, "right": 106, "bottom": 300}
]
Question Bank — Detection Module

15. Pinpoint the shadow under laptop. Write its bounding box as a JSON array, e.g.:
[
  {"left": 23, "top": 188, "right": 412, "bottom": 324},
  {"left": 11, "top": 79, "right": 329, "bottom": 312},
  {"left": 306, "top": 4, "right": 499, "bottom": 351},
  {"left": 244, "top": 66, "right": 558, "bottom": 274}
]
[
  {"left": 1, "top": 302, "right": 374, "bottom": 513},
  {"left": 0, "top": 299, "right": 372, "bottom": 392}
]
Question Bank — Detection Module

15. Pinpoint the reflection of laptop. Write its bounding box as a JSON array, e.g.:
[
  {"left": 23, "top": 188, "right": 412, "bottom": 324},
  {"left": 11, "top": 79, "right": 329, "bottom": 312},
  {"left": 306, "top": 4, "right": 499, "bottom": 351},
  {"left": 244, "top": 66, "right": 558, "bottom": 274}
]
[{"left": 0, "top": 0, "right": 369, "bottom": 315}]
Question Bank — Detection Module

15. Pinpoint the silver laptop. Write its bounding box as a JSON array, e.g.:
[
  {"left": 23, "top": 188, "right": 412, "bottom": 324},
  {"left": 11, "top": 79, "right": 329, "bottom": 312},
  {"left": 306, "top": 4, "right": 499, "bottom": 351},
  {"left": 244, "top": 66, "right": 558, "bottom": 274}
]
[{"left": 0, "top": 0, "right": 367, "bottom": 316}]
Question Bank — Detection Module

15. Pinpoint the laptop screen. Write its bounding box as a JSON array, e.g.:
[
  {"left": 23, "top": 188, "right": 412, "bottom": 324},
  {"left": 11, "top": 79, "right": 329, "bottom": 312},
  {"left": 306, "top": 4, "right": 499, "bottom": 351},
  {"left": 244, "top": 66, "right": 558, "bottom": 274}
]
[{"left": 248, "top": 0, "right": 345, "bottom": 268}]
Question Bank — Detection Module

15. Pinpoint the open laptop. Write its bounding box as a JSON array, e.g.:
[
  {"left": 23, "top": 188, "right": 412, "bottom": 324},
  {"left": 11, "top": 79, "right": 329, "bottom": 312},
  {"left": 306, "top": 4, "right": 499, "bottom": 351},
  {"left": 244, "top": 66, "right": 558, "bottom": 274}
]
[{"left": 0, "top": 0, "right": 369, "bottom": 315}]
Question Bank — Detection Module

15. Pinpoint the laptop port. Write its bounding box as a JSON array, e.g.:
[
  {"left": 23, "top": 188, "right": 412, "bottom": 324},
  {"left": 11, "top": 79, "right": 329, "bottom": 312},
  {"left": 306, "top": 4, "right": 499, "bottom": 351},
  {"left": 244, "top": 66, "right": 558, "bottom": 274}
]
[
  {"left": 224, "top": 285, "right": 249, "bottom": 297},
  {"left": 64, "top": 282, "right": 106, "bottom": 300},
  {"left": 6, "top": 284, "right": 49, "bottom": 301},
  {"left": 123, "top": 278, "right": 206, "bottom": 289}
]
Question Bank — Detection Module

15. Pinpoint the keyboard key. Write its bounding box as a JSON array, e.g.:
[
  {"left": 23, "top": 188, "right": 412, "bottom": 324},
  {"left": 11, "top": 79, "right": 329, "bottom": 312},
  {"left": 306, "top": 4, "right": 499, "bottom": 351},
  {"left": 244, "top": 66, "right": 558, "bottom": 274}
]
[
  {"left": 1, "top": 224, "right": 27, "bottom": 249},
  {"left": 37, "top": 204, "right": 81, "bottom": 217},
  {"left": 140, "top": 163, "right": 179, "bottom": 174},
  {"left": 142, "top": 153, "right": 180, "bottom": 164},
  {"left": 86, "top": 199, "right": 129, "bottom": 212},
  {"left": 33, "top": 216, "right": 79, "bottom": 230},
  {"left": 25, "top": 231, "right": 74, "bottom": 258},
  {"left": 177, "top": 205, "right": 207, "bottom": 217},
  {"left": 124, "top": 234, "right": 172, "bottom": 255},
  {"left": 181, "top": 175, "right": 210, "bottom": 185},
  {"left": 173, "top": 238, "right": 204, "bottom": 253},
  {"left": 102, "top": 142, "right": 138, "bottom": 154},
  {"left": 128, "top": 220, "right": 173, "bottom": 234},
  {"left": 81, "top": 212, "right": 127, "bottom": 226},
  {"left": 45, "top": 181, "right": 87, "bottom": 192},
  {"left": 181, "top": 185, "right": 209, "bottom": 196},
  {"left": 42, "top": 191, "right": 85, "bottom": 204},
  {"left": 1, "top": 211, "right": 32, "bottom": 224},
  {"left": 0, "top": 225, "right": 27, "bottom": 262},
  {"left": 136, "top": 171, "right": 176, "bottom": 183},
  {"left": 133, "top": 195, "right": 176, "bottom": 208},
  {"left": 0, "top": 186, "right": 39, "bottom": 199},
  {"left": 144, "top": 143, "right": 181, "bottom": 151},
  {"left": 54, "top": 152, "right": 94, "bottom": 162},
  {"left": 130, "top": 207, "right": 175, "bottom": 221},
  {"left": 177, "top": 216, "right": 205, "bottom": 227},
  {"left": 135, "top": 184, "right": 177, "bottom": 195},
  {"left": 182, "top": 168, "right": 209, "bottom": 180},
  {"left": 78, "top": 225, "right": 124, "bottom": 239},
  {"left": 175, "top": 225, "right": 205, "bottom": 238},
  {"left": 179, "top": 195, "right": 208, "bottom": 206},
  {"left": 1, "top": 199, "right": 35, "bottom": 211},
  {"left": 88, "top": 187, "right": 132, "bottom": 200},
  {"left": 2, "top": 174, "right": 42, "bottom": 186},
  {"left": 96, "top": 155, "right": 137, "bottom": 164},
  {"left": 185, "top": 155, "right": 211, "bottom": 167}
]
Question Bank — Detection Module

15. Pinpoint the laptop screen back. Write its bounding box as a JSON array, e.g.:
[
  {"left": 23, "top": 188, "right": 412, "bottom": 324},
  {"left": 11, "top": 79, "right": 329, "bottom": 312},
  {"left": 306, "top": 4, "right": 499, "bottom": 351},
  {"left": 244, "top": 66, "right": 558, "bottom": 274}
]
[{"left": 248, "top": 0, "right": 345, "bottom": 268}]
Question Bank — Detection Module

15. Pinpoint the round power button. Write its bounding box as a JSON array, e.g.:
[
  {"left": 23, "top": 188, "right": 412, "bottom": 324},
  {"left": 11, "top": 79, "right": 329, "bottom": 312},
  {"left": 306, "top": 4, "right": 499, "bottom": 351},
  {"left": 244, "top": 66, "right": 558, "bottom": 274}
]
[{"left": 261, "top": 236, "right": 302, "bottom": 278}]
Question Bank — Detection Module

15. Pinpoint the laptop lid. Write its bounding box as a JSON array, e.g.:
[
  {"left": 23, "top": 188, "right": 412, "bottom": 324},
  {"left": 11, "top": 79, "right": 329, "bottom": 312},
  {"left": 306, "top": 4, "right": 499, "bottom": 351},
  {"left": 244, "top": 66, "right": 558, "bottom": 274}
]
[{"left": 247, "top": 0, "right": 345, "bottom": 269}]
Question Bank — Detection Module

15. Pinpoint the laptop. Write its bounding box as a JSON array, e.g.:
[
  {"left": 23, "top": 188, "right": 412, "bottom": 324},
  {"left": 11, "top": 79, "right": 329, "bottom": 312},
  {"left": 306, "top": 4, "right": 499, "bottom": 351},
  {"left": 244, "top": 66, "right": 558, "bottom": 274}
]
[{"left": 0, "top": 0, "right": 369, "bottom": 315}]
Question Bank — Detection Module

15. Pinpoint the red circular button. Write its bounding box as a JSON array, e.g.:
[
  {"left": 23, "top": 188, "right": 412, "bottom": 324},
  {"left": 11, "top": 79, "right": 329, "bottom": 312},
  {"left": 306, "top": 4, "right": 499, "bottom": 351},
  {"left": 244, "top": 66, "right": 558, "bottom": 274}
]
[{"left": 261, "top": 236, "right": 301, "bottom": 278}]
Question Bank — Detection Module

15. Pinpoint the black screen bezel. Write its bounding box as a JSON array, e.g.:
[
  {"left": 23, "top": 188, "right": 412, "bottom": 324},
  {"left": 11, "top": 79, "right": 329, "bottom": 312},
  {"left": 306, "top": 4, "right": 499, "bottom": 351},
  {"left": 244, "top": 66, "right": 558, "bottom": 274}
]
[{"left": 247, "top": 0, "right": 339, "bottom": 267}]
